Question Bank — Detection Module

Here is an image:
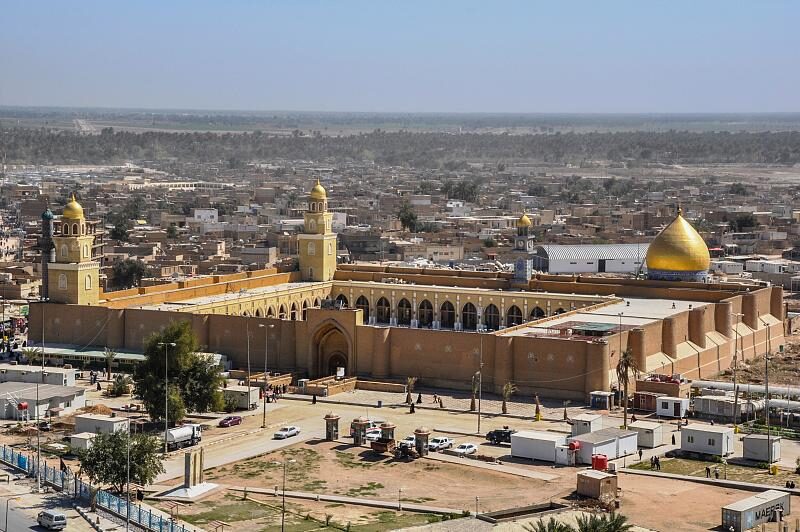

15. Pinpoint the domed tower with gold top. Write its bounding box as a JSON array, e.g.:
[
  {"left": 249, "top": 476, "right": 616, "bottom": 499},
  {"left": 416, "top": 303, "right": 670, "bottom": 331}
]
[
  {"left": 645, "top": 207, "right": 710, "bottom": 282},
  {"left": 47, "top": 194, "right": 101, "bottom": 304},
  {"left": 514, "top": 213, "right": 535, "bottom": 253},
  {"left": 298, "top": 180, "right": 337, "bottom": 281}
]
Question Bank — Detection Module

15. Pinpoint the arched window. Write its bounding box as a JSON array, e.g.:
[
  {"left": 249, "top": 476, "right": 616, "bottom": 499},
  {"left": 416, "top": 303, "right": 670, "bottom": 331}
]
[
  {"left": 507, "top": 305, "right": 523, "bottom": 327},
  {"left": 462, "top": 303, "right": 477, "bottom": 331},
  {"left": 58, "top": 274, "right": 67, "bottom": 290},
  {"left": 314, "top": 298, "right": 321, "bottom": 307},
  {"left": 554, "top": 308, "right": 566, "bottom": 315},
  {"left": 72, "top": 224, "right": 78, "bottom": 235},
  {"left": 531, "top": 307, "right": 546, "bottom": 319},
  {"left": 267, "top": 307, "right": 275, "bottom": 318},
  {"left": 418, "top": 300, "right": 433, "bottom": 327},
  {"left": 376, "top": 297, "right": 391, "bottom": 324},
  {"left": 440, "top": 301, "right": 455, "bottom": 329},
  {"left": 397, "top": 298, "right": 412, "bottom": 326},
  {"left": 291, "top": 302, "right": 299, "bottom": 320},
  {"left": 83, "top": 244, "right": 89, "bottom": 258},
  {"left": 307, "top": 242, "right": 316, "bottom": 255},
  {"left": 308, "top": 219, "right": 316, "bottom": 232},
  {"left": 279, "top": 305, "right": 287, "bottom": 319},
  {"left": 85, "top": 275, "right": 92, "bottom": 290},
  {"left": 356, "top": 296, "right": 370, "bottom": 321},
  {"left": 484, "top": 304, "right": 500, "bottom": 331},
  {"left": 63, "top": 224, "right": 69, "bottom": 235},
  {"left": 61, "top": 245, "right": 68, "bottom": 258},
  {"left": 328, "top": 242, "right": 333, "bottom": 255},
  {"left": 308, "top": 267, "right": 313, "bottom": 278},
  {"left": 335, "top": 294, "right": 348, "bottom": 308},
  {"left": 302, "top": 300, "right": 309, "bottom": 320},
  {"left": 255, "top": 308, "right": 263, "bottom": 317}
]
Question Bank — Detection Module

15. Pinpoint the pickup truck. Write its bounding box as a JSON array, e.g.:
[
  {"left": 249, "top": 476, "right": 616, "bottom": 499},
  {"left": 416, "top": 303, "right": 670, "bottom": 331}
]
[{"left": 485, "top": 427, "right": 516, "bottom": 445}]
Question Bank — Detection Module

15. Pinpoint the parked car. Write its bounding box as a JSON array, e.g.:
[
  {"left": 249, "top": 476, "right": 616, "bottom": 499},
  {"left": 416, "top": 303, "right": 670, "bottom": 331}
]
[
  {"left": 218, "top": 415, "right": 243, "bottom": 428},
  {"left": 365, "top": 431, "right": 382, "bottom": 443},
  {"left": 398, "top": 435, "right": 416, "bottom": 448},
  {"left": 37, "top": 510, "right": 67, "bottom": 530},
  {"left": 486, "top": 427, "right": 516, "bottom": 445},
  {"left": 454, "top": 443, "right": 478, "bottom": 455},
  {"left": 38, "top": 420, "right": 52, "bottom": 432},
  {"left": 274, "top": 426, "right": 301, "bottom": 439},
  {"left": 428, "top": 436, "right": 454, "bottom": 451}
]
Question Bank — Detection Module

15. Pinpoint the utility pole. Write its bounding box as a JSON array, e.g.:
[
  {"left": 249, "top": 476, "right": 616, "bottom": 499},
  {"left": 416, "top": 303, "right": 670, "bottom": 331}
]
[
  {"left": 158, "top": 342, "right": 176, "bottom": 454},
  {"left": 477, "top": 334, "right": 484, "bottom": 434},
  {"left": 259, "top": 323, "right": 274, "bottom": 428},
  {"left": 765, "top": 348, "right": 771, "bottom": 466},
  {"left": 732, "top": 313, "right": 743, "bottom": 431}
]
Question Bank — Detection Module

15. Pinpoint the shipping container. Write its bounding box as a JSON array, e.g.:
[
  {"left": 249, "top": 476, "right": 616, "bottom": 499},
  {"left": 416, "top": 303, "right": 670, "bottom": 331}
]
[
  {"left": 570, "top": 413, "right": 602, "bottom": 436},
  {"left": 628, "top": 420, "right": 664, "bottom": 448},
  {"left": 510, "top": 430, "right": 567, "bottom": 462},
  {"left": 722, "top": 490, "right": 790, "bottom": 532},
  {"left": 742, "top": 434, "right": 781, "bottom": 463},
  {"left": 656, "top": 397, "right": 689, "bottom": 418}
]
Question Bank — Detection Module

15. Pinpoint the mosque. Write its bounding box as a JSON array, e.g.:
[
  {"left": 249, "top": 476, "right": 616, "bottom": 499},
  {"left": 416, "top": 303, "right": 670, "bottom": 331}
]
[{"left": 28, "top": 183, "right": 784, "bottom": 400}]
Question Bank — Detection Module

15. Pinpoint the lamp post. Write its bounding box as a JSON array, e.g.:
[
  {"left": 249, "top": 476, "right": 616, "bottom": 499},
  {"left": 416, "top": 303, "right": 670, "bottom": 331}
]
[
  {"left": 731, "top": 312, "right": 744, "bottom": 431},
  {"left": 259, "top": 323, "right": 275, "bottom": 428},
  {"left": 246, "top": 317, "right": 252, "bottom": 403},
  {"left": 475, "top": 334, "right": 484, "bottom": 434},
  {"left": 475, "top": 496, "right": 480, "bottom": 518},
  {"left": 36, "top": 297, "right": 49, "bottom": 493},
  {"left": 398, "top": 487, "right": 403, "bottom": 511},
  {"left": 272, "top": 459, "right": 296, "bottom": 532},
  {"left": 3, "top": 494, "right": 23, "bottom": 532},
  {"left": 158, "top": 342, "right": 176, "bottom": 454},
  {"left": 125, "top": 407, "right": 131, "bottom": 531}
]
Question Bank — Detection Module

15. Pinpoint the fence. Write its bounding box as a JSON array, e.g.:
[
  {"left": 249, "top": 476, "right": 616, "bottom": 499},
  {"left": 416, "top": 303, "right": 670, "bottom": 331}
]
[{"left": 0, "top": 444, "right": 190, "bottom": 532}]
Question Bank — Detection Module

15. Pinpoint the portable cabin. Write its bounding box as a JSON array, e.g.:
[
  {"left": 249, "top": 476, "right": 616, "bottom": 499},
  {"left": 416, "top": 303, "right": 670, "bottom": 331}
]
[
  {"left": 628, "top": 420, "right": 664, "bottom": 448},
  {"left": 569, "top": 428, "right": 638, "bottom": 465},
  {"left": 571, "top": 413, "right": 602, "bottom": 436},
  {"left": 656, "top": 397, "right": 690, "bottom": 418},
  {"left": 511, "top": 430, "right": 568, "bottom": 462},
  {"left": 742, "top": 434, "right": 781, "bottom": 463},
  {"left": 680, "top": 424, "right": 734, "bottom": 456}
]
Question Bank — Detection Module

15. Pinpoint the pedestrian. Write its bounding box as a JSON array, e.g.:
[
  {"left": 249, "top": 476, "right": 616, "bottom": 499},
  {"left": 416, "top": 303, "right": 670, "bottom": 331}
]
[
  {"left": 650, "top": 456, "right": 655, "bottom": 469},
  {"left": 705, "top": 466, "right": 711, "bottom": 478},
  {"left": 416, "top": 393, "right": 422, "bottom": 404},
  {"left": 714, "top": 467, "right": 719, "bottom": 479},
  {"left": 710, "top": 419, "right": 714, "bottom": 426},
  {"left": 671, "top": 434, "right": 676, "bottom": 445},
  {"left": 638, "top": 449, "right": 643, "bottom": 461},
  {"left": 655, "top": 456, "right": 661, "bottom": 470},
  {"left": 432, "top": 394, "right": 438, "bottom": 404},
  {"left": 438, "top": 397, "right": 444, "bottom": 408},
  {"left": 410, "top": 403, "right": 415, "bottom": 414},
  {"left": 312, "top": 394, "right": 317, "bottom": 405},
  {"left": 96, "top": 382, "right": 101, "bottom": 392}
]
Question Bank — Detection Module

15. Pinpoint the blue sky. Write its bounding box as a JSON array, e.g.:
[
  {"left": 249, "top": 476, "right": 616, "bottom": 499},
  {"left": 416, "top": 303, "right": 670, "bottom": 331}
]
[{"left": 1, "top": 1, "right": 798, "bottom": 113}]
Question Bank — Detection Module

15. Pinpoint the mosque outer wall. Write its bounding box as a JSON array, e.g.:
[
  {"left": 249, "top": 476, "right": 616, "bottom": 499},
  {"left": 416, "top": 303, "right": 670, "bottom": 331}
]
[{"left": 28, "top": 284, "right": 784, "bottom": 400}]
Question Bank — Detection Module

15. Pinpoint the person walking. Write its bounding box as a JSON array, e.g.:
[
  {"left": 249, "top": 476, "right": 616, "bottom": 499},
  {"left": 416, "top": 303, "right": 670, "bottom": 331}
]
[
  {"left": 705, "top": 466, "right": 711, "bottom": 478},
  {"left": 638, "top": 449, "right": 643, "bottom": 461},
  {"left": 671, "top": 434, "right": 676, "bottom": 445},
  {"left": 650, "top": 456, "right": 655, "bottom": 469}
]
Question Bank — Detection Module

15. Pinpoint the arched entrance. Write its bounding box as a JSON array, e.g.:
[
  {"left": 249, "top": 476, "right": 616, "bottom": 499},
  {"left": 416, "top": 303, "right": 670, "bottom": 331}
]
[{"left": 312, "top": 322, "right": 352, "bottom": 377}]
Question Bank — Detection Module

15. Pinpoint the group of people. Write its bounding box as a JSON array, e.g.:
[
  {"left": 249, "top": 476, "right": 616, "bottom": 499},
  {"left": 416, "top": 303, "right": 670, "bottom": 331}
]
[
  {"left": 263, "top": 383, "right": 288, "bottom": 403},
  {"left": 649, "top": 455, "right": 662, "bottom": 470},
  {"left": 704, "top": 465, "right": 721, "bottom": 479}
]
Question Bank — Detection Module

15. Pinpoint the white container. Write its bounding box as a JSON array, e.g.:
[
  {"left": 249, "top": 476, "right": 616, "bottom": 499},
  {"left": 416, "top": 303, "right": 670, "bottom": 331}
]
[
  {"left": 511, "top": 430, "right": 567, "bottom": 462},
  {"left": 656, "top": 397, "right": 690, "bottom": 418},
  {"left": 681, "top": 424, "right": 734, "bottom": 456}
]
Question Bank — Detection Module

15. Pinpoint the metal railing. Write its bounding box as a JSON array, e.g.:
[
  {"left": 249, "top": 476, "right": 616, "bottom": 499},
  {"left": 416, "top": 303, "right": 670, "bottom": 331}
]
[{"left": 0, "top": 444, "right": 190, "bottom": 532}]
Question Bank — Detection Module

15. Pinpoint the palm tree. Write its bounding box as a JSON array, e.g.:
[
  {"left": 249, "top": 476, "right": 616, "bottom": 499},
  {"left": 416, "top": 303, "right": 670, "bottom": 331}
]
[
  {"left": 501, "top": 382, "right": 517, "bottom": 414},
  {"left": 530, "top": 517, "right": 575, "bottom": 532},
  {"left": 616, "top": 348, "right": 640, "bottom": 429},
  {"left": 470, "top": 374, "right": 478, "bottom": 412},
  {"left": 405, "top": 376, "right": 417, "bottom": 404},
  {"left": 21, "top": 347, "right": 41, "bottom": 365},
  {"left": 575, "top": 512, "right": 632, "bottom": 532},
  {"left": 104, "top": 348, "right": 117, "bottom": 381}
]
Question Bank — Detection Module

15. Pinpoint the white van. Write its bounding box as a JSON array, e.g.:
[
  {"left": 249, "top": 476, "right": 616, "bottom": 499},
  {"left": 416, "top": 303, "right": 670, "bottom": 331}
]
[{"left": 37, "top": 510, "right": 67, "bottom": 530}]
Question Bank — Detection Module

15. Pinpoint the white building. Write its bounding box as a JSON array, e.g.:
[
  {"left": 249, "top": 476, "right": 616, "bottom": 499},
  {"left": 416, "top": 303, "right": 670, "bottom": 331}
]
[
  {"left": 570, "top": 413, "right": 602, "bottom": 436},
  {"left": 0, "top": 382, "right": 86, "bottom": 420},
  {"left": 628, "top": 420, "right": 664, "bottom": 448},
  {"left": 656, "top": 397, "right": 690, "bottom": 418},
  {"left": 568, "top": 428, "right": 638, "bottom": 465},
  {"left": 681, "top": 424, "right": 734, "bottom": 456},
  {"left": 510, "top": 430, "right": 568, "bottom": 462},
  {"left": 0, "top": 364, "right": 76, "bottom": 387},
  {"left": 74, "top": 413, "right": 129, "bottom": 435},
  {"left": 531, "top": 244, "right": 649, "bottom": 275}
]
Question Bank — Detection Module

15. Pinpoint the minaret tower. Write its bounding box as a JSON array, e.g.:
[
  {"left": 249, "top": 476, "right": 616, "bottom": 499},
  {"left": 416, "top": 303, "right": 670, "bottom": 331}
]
[
  {"left": 48, "top": 194, "right": 100, "bottom": 304},
  {"left": 298, "top": 180, "right": 337, "bottom": 281}
]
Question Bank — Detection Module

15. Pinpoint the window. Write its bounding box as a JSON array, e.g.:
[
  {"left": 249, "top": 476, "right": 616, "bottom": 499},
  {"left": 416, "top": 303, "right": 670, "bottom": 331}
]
[
  {"left": 328, "top": 242, "right": 333, "bottom": 255},
  {"left": 58, "top": 274, "right": 67, "bottom": 290},
  {"left": 307, "top": 242, "right": 315, "bottom": 256},
  {"left": 687, "top": 435, "right": 694, "bottom": 443},
  {"left": 83, "top": 244, "right": 89, "bottom": 258},
  {"left": 661, "top": 402, "right": 668, "bottom": 409},
  {"left": 308, "top": 219, "right": 316, "bottom": 232},
  {"left": 61, "top": 245, "right": 68, "bottom": 258},
  {"left": 708, "top": 438, "right": 716, "bottom": 446},
  {"left": 85, "top": 275, "right": 92, "bottom": 290}
]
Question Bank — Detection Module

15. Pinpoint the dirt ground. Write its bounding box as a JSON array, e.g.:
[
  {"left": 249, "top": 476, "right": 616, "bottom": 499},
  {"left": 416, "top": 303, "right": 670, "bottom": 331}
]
[{"left": 716, "top": 332, "right": 800, "bottom": 385}]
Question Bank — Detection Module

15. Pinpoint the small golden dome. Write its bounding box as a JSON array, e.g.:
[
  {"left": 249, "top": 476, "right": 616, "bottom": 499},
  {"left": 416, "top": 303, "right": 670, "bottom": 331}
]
[
  {"left": 517, "top": 213, "right": 532, "bottom": 228},
  {"left": 310, "top": 179, "right": 327, "bottom": 200},
  {"left": 62, "top": 194, "right": 84, "bottom": 220},
  {"left": 646, "top": 208, "right": 710, "bottom": 272}
]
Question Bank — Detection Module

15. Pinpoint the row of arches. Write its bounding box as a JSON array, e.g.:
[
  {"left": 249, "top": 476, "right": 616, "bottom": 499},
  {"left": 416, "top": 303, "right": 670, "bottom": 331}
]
[
  {"left": 239, "top": 296, "right": 325, "bottom": 321},
  {"left": 335, "top": 294, "right": 565, "bottom": 330}
]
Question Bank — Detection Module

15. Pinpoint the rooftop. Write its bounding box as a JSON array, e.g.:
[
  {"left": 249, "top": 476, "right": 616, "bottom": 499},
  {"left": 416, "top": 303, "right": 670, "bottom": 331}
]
[{"left": 0, "top": 382, "right": 84, "bottom": 402}]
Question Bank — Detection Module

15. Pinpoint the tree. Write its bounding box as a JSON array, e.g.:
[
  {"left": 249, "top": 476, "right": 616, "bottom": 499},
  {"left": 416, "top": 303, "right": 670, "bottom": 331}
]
[
  {"left": 405, "top": 376, "right": 418, "bottom": 404},
  {"left": 575, "top": 512, "right": 632, "bottom": 532},
  {"left": 109, "top": 222, "right": 129, "bottom": 242},
  {"left": 616, "top": 348, "right": 640, "bottom": 429},
  {"left": 77, "top": 431, "right": 164, "bottom": 494},
  {"left": 532, "top": 517, "right": 575, "bottom": 532},
  {"left": 166, "top": 225, "right": 178, "bottom": 239},
  {"left": 133, "top": 321, "right": 223, "bottom": 423},
  {"left": 104, "top": 348, "right": 117, "bottom": 381},
  {"left": 107, "top": 375, "right": 132, "bottom": 397},
  {"left": 398, "top": 202, "right": 418, "bottom": 232},
  {"left": 728, "top": 183, "right": 748, "bottom": 195},
  {"left": 470, "top": 374, "right": 479, "bottom": 412},
  {"left": 112, "top": 259, "right": 150, "bottom": 289},
  {"left": 501, "top": 382, "right": 517, "bottom": 414},
  {"left": 22, "top": 347, "right": 41, "bottom": 366}
]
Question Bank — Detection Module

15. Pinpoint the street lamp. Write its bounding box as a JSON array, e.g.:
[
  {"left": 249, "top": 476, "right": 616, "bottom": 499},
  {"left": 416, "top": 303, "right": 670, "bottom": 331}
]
[
  {"left": 475, "top": 335, "right": 484, "bottom": 434},
  {"left": 259, "top": 323, "right": 275, "bottom": 428},
  {"left": 731, "top": 312, "right": 744, "bottom": 431},
  {"left": 272, "top": 459, "right": 296, "bottom": 532},
  {"left": 158, "top": 342, "right": 176, "bottom": 454},
  {"left": 398, "top": 487, "right": 403, "bottom": 511},
  {"left": 475, "top": 496, "right": 479, "bottom": 518},
  {"left": 3, "top": 494, "right": 23, "bottom": 532}
]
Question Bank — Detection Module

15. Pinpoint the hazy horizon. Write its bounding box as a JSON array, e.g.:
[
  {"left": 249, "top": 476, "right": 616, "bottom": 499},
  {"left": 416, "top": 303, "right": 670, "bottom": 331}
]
[{"left": 2, "top": 1, "right": 799, "bottom": 113}]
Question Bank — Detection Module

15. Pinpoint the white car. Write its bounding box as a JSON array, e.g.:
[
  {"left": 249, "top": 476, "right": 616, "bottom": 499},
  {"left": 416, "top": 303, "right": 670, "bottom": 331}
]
[
  {"left": 428, "top": 436, "right": 454, "bottom": 451},
  {"left": 365, "top": 431, "right": 382, "bottom": 442},
  {"left": 454, "top": 443, "right": 478, "bottom": 455},
  {"left": 399, "top": 435, "right": 416, "bottom": 448},
  {"left": 274, "top": 426, "right": 301, "bottom": 439}
]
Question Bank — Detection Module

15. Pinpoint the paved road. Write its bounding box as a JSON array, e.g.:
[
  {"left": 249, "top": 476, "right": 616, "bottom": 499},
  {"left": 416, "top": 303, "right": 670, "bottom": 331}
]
[{"left": 0, "top": 499, "right": 40, "bottom": 531}]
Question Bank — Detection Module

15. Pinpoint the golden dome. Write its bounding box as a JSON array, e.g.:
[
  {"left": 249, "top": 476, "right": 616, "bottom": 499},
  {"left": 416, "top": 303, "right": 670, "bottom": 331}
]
[
  {"left": 646, "top": 208, "right": 710, "bottom": 272},
  {"left": 310, "top": 179, "right": 327, "bottom": 200},
  {"left": 517, "top": 213, "right": 532, "bottom": 228},
  {"left": 62, "top": 194, "right": 84, "bottom": 220}
]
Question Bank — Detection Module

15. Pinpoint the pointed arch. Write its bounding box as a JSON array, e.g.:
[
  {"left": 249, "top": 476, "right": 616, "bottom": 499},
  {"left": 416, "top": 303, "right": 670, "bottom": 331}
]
[
  {"left": 554, "top": 307, "right": 566, "bottom": 315},
  {"left": 267, "top": 306, "right": 275, "bottom": 318},
  {"left": 335, "top": 294, "right": 348, "bottom": 308},
  {"left": 255, "top": 308, "right": 263, "bottom": 317},
  {"left": 507, "top": 305, "right": 523, "bottom": 327},
  {"left": 531, "top": 306, "right": 545, "bottom": 319},
  {"left": 355, "top": 296, "right": 370, "bottom": 322},
  {"left": 484, "top": 304, "right": 500, "bottom": 331},
  {"left": 418, "top": 300, "right": 433, "bottom": 327},
  {"left": 314, "top": 298, "right": 321, "bottom": 307},
  {"left": 376, "top": 297, "right": 391, "bottom": 324},
  {"left": 462, "top": 302, "right": 477, "bottom": 331},
  {"left": 397, "top": 298, "right": 412, "bottom": 326},
  {"left": 440, "top": 301, "right": 455, "bottom": 329},
  {"left": 279, "top": 304, "right": 287, "bottom": 319},
  {"left": 302, "top": 300, "right": 309, "bottom": 320},
  {"left": 291, "top": 302, "right": 299, "bottom": 320}
]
